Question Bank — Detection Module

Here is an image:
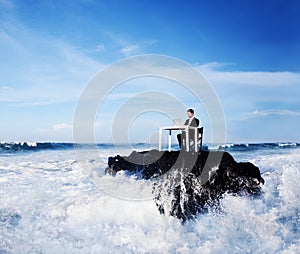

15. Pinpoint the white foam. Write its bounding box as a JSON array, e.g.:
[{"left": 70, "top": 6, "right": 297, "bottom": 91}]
[
  {"left": 278, "top": 142, "right": 297, "bottom": 147},
  {"left": 0, "top": 146, "right": 300, "bottom": 253},
  {"left": 14, "top": 141, "right": 37, "bottom": 147}
]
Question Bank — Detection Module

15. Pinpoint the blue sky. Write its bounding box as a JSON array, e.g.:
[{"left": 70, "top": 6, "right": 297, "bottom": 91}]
[{"left": 1, "top": 0, "right": 299, "bottom": 143}]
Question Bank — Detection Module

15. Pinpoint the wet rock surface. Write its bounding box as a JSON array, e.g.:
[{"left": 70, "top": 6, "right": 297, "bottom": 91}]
[{"left": 106, "top": 149, "right": 265, "bottom": 221}]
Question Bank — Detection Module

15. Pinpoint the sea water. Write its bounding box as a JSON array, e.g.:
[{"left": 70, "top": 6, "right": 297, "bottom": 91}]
[{"left": 0, "top": 142, "right": 299, "bottom": 253}]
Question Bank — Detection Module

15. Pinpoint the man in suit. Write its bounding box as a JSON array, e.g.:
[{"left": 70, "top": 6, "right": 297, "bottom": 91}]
[{"left": 177, "top": 108, "right": 200, "bottom": 149}]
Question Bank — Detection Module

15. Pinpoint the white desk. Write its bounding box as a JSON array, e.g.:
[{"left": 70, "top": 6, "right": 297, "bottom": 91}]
[{"left": 158, "top": 126, "right": 198, "bottom": 152}]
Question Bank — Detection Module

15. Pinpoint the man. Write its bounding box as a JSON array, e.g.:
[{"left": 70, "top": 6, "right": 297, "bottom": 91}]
[{"left": 177, "top": 108, "right": 200, "bottom": 148}]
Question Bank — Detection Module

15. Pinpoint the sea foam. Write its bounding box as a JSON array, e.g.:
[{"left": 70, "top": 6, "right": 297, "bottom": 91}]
[{"left": 0, "top": 144, "right": 299, "bottom": 253}]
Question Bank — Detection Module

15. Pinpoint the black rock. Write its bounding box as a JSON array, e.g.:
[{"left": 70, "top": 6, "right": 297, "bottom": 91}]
[{"left": 106, "top": 149, "right": 264, "bottom": 221}]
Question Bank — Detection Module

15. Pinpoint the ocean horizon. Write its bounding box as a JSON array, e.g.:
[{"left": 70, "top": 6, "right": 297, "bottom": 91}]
[{"left": 1, "top": 141, "right": 299, "bottom": 153}]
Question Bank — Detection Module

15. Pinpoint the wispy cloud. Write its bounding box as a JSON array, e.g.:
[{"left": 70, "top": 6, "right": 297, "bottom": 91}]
[
  {"left": 196, "top": 62, "right": 300, "bottom": 116},
  {"left": 121, "top": 44, "right": 142, "bottom": 56},
  {"left": 0, "top": 0, "right": 14, "bottom": 9},
  {"left": 103, "top": 31, "right": 156, "bottom": 57},
  {"left": 198, "top": 63, "right": 300, "bottom": 87},
  {"left": 85, "top": 43, "right": 106, "bottom": 53},
  {"left": 247, "top": 109, "right": 300, "bottom": 118},
  {"left": 120, "top": 40, "right": 157, "bottom": 57},
  {"left": 95, "top": 43, "right": 105, "bottom": 52},
  {"left": 0, "top": 15, "right": 159, "bottom": 106},
  {"left": 53, "top": 123, "right": 71, "bottom": 131},
  {"left": 0, "top": 21, "right": 104, "bottom": 105},
  {"left": 38, "top": 122, "right": 72, "bottom": 133}
]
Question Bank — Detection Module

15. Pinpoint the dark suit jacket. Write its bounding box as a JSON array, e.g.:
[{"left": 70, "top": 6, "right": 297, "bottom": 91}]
[
  {"left": 182, "top": 117, "right": 200, "bottom": 140},
  {"left": 184, "top": 117, "right": 199, "bottom": 127}
]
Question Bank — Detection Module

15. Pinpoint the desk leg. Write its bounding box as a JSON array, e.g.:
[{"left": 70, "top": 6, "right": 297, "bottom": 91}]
[
  {"left": 159, "top": 128, "right": 162, "bottom": 151},
  {"left": 186, "top": 129, "right": 189, "bottom": 152},
  {"left": 168, "top": 130, "right": 172, "bottom": 152}
]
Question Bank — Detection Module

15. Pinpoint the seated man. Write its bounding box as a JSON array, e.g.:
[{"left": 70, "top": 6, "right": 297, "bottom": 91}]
[{"left": 177, "top": 108, "right": 200, "bottom": 149}]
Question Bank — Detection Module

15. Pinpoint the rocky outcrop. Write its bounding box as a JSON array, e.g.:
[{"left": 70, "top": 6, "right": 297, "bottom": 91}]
[{"left": 106, "top": 150, "right": 264, "bottom": 221}]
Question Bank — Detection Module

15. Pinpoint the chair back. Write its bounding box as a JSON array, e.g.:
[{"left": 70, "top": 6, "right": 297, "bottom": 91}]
[
  {"left": 197, "top": 127, "right": 204, "bottom": 151},
  {"left": 198, "top": 127, "right": 203, "bottom": 136}
]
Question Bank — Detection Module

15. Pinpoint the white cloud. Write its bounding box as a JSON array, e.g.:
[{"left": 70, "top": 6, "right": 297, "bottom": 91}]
[
  {"left": 247, "top": 109, "right": 300, "bottom": 118},
  {"left": 0, "top": 22, "right": 105, "bottom": 105},
  {"left": 121, "top": 44, "right": 141, "bottom": 56},
  {"left": 197, "top": 63, "right": 300, "bottom": 87},
  {"left": 1, "top": 85, "right": 12, "bottom": 90},
  {"left": 103, "top": 31, "right": 156, "bottom": 57},
  {"left": 53, "top": 123, "right": 71, "bottom": 131},
  {"left": 195, "top": 62, "right": 300, "bottom": 116},
  {"left": 95, "top": 43, "right": 105, "bottom": 52},
  {"left": 37, "top": 122, "right": 71, "bottom": 132}
]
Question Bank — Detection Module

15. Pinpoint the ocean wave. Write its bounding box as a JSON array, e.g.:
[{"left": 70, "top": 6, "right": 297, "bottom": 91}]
[
  {"left": 0, "top": 142, "right": 299, "bottom": 253},
  {"left": 0, "top": 141, "right": 299, "bottom": 154},
  {"left": 208, "top": 142, "right": 300, "bottom": 151},
  {"left": 0, "top": 142, "right": 74, "bottom": 154},
  {"left": 278, "top": 142, "right": 297, "bottom": 147}
]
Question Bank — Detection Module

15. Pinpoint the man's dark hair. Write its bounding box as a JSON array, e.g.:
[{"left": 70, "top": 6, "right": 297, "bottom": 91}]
[{"left": 187, "top": 108, "right": 194, "bottom": 114}]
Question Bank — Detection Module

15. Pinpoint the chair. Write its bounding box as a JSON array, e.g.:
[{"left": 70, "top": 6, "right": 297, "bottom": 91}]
[
  {"left": 197, "top": 127, "right": 204, "bottom": 151},
  {"left": 184, "top": 127, "right": 204, "bottom": 152}
]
